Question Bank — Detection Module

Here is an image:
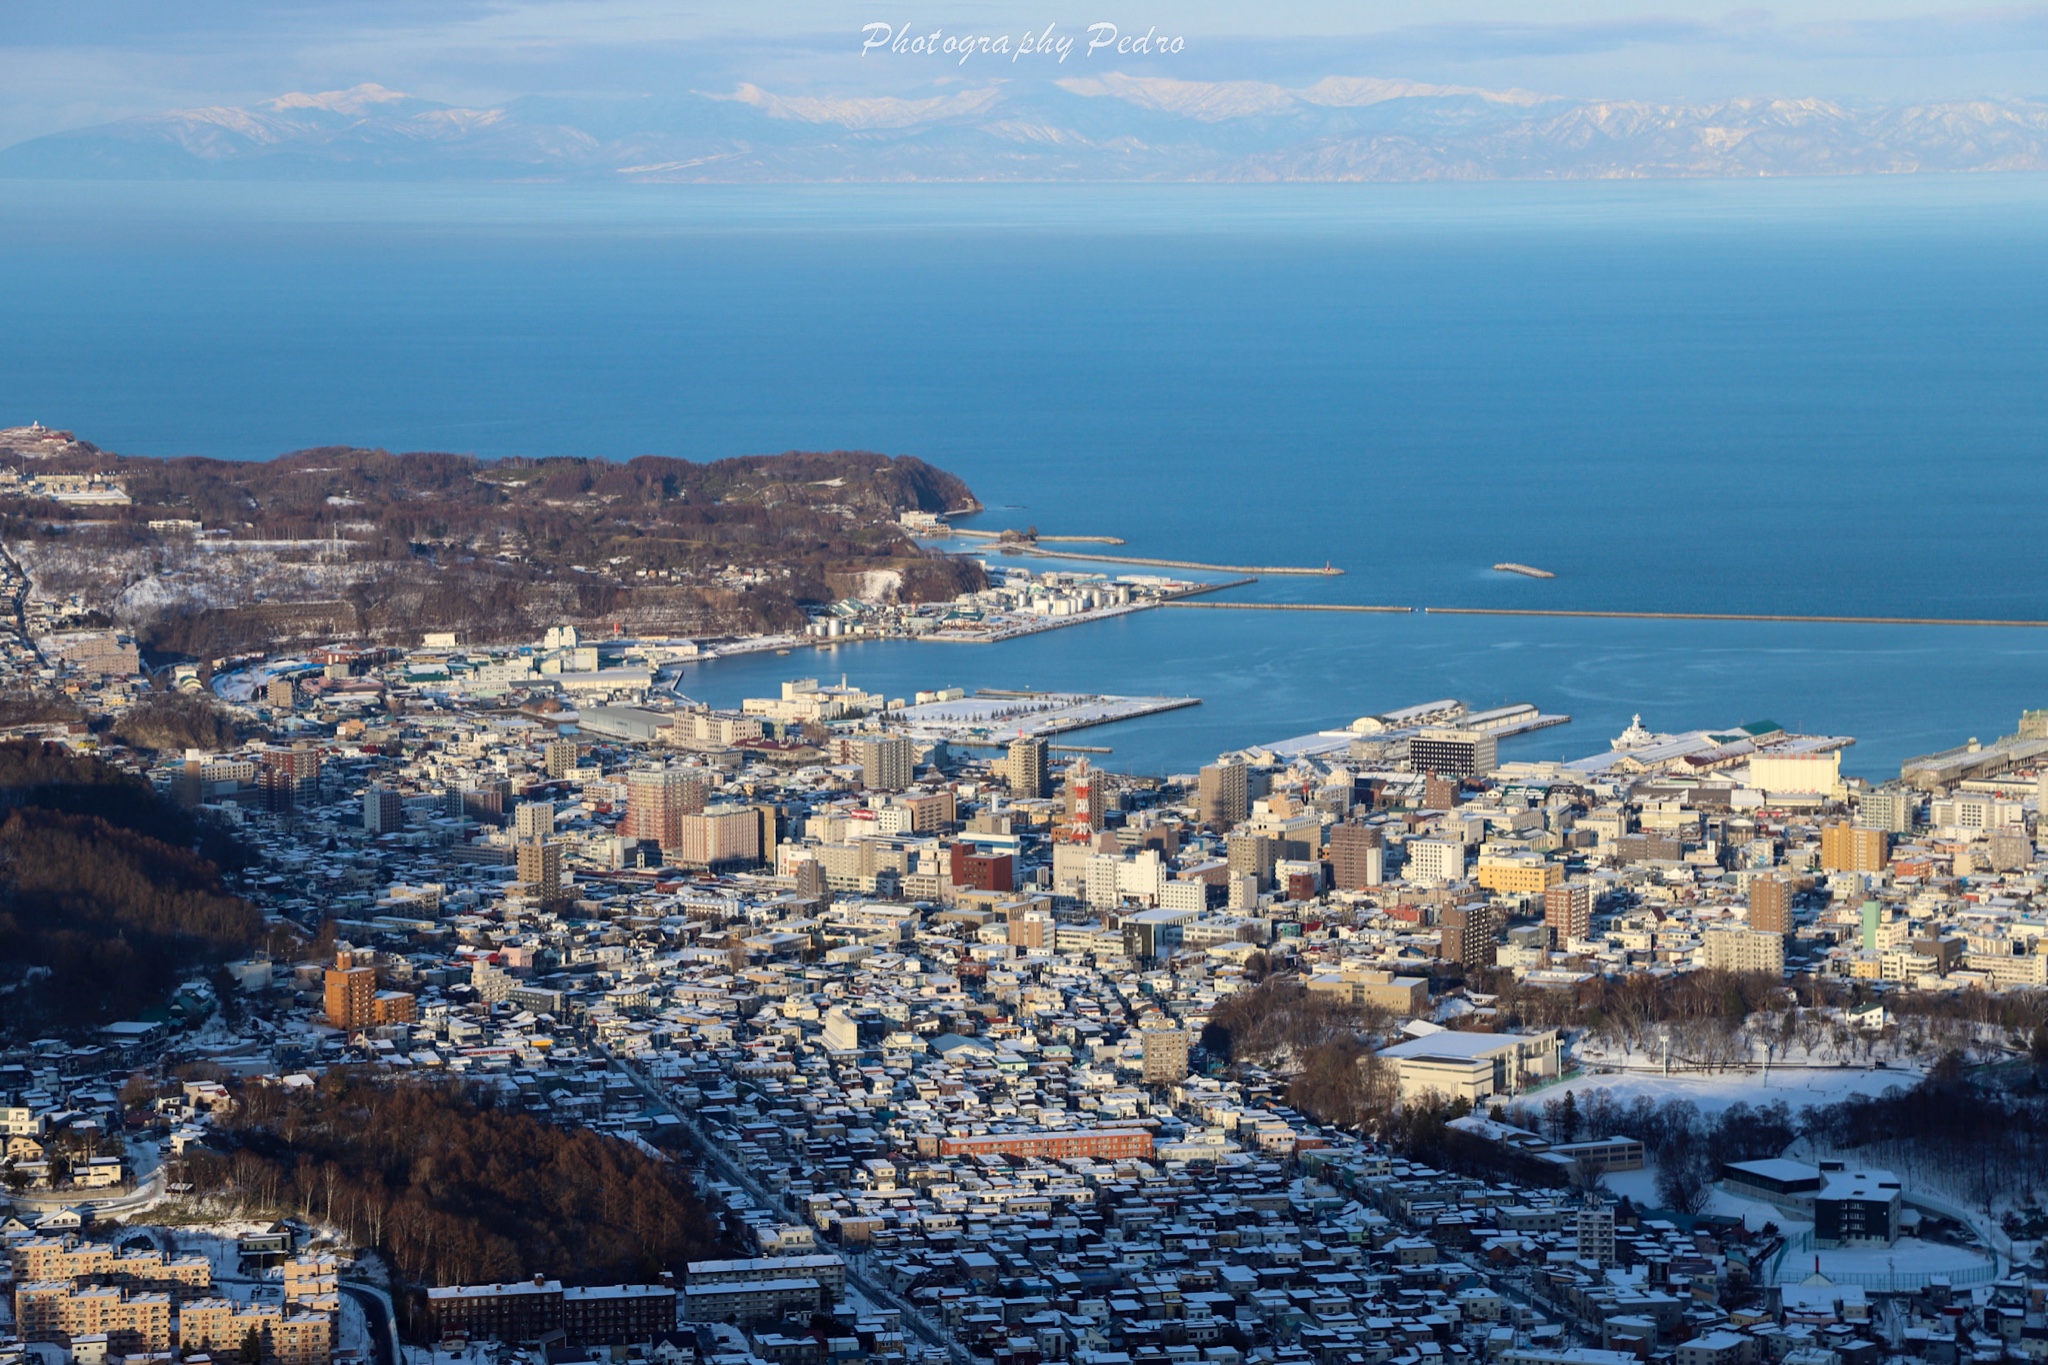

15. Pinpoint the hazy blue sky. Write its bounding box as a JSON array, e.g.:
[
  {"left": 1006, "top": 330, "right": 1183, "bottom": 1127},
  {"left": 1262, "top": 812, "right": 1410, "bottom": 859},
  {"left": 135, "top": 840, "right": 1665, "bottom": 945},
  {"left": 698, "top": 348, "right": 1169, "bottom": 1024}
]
[{"left": 4, "top": 0, "right": 2047, "bottom": 145}]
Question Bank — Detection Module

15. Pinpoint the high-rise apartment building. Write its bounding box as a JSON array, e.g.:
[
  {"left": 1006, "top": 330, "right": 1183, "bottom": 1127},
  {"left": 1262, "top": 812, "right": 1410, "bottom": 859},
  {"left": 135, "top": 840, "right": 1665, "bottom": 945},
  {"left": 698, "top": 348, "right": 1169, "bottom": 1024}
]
[
  {"left": 459, "top": 778, "right": 515, "bottom": 826},
  {"left": 543, "top": 737, "right": 579, "bottom": 779},
  {"left": 323, "top": 964, "right": 374, "bottom": 1030},
  {"left": 259, "top": 746, "right": 322, "bottom": 812},
  {"left": 1858, "top": 787, "right": 1916, "bottom": 834},
  {"left": 624, "top": 768, "right": 706, "bottom": 849},
  {"left": 858, "top": 735, "right": 916, "bottom": 792},
  {"left": 517, "top": 840, "right": 565, "bottom": 905},
  {"left": 1820, "top": 822, "right": 1890, "bottom": 874},
  {"left": 996, "top": 737, "right": 1048, "bottom": 799},
  {"left": 1327, "top": 822, "right": 1385, "bottom": 890},
  {"left": 1141, "top": 1026, "right": 1190, "bottom": 1085},
  {"left": 949, "top": 843, "right": 1015, "bottom": 892},
  {"left": 1225, "top": 832, "right": 1277, "bottom": 892},
  {"left": 1198, "top": 759, "right": 1250, "bottom": 826},
  {"left": 324, "top": 950, "right": 413, "bottom": 1029},
  {"left": 1576, "top": 1206, "right": 1617, "bottom": 1268},
  {"left": 674, "top": 805, "right": 765, "bottom": 871},
  {"left": 362, "top": 785, "right": 404, "bottom": 834},
  {"left": 1437, "top": 902, "right": 1501, "bottom": 968},
  {"left": 513, "top": 800, "right": 556, "bottom": 841},
  {"left": 1406, "top": 838, "right": 1468, "bottom": 885},
  {"left": 1543, "top": 881, "right": 1593, "bottom": 946},
  {"left": 1748, "top": 873, "right": 1792, "bottom": 935}
]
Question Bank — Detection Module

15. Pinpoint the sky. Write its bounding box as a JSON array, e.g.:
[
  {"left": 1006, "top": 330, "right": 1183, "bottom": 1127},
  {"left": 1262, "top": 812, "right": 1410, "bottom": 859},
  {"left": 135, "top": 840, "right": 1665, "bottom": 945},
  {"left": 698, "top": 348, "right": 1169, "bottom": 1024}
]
[{"left": 3, "top": 0, "right": 2048, "bottom": 147}]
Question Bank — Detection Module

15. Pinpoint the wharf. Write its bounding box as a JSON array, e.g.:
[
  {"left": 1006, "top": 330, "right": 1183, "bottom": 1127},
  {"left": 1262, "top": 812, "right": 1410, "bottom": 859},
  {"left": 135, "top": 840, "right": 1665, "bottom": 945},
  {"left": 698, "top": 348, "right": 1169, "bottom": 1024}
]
[{"left": 893, "top": 691, "right": 1200, "bottom": 747}]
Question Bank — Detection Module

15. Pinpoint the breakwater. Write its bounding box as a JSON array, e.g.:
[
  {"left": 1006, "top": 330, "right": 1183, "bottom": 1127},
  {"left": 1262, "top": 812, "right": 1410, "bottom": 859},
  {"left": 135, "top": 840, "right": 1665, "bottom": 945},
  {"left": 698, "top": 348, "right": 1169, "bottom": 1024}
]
[
  {"left": 1163, "top": 600, "right": 2048, "bottom": 628},
  {"left": 947, "top": 528, "right": 1127, "bottom": 545},
  {"left": 1018, "top": 547, "right": 1343, "bottom": 575},
  {"left": 1425, "top": 607, "right": 2048, "bottom": 628},
  {"left": 1161, "top": 600, "right": 1409, "bottom": 614}
]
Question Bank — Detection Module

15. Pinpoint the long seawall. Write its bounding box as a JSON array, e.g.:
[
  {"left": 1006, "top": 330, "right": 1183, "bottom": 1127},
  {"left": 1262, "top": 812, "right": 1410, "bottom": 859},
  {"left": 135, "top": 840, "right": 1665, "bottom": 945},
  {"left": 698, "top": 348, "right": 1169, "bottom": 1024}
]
[
  {"left": 1161, "top": 601, "right": 2048, "bottom": 628},
  {"left": 1424, "top": 606, "right": 2048, "bottom": 628},
  {"left": 1161, "top": 600, "right": 1409, "bottom": 614}
]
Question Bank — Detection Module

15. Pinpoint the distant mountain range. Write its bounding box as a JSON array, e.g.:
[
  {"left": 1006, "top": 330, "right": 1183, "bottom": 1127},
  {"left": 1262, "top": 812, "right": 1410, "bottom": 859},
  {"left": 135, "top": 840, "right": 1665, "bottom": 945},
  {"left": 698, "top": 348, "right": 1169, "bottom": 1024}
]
[{"left": 5, "top": 78, "right": 2048, "bottom": 181}]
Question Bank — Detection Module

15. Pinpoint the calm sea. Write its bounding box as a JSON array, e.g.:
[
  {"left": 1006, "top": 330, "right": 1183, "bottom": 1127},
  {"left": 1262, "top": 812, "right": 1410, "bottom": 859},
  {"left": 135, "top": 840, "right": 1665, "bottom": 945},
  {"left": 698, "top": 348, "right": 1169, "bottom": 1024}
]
[{"left": 4, "top": 177, "right": 2047, "bottom": 776}]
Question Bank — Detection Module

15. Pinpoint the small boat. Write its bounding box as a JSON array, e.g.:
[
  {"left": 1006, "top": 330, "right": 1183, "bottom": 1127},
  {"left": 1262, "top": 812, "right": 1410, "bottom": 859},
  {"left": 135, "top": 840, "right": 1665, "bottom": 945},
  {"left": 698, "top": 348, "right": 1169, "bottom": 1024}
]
[{"left": 1493, "top": 562, "right": 1556, "bottom": 579}]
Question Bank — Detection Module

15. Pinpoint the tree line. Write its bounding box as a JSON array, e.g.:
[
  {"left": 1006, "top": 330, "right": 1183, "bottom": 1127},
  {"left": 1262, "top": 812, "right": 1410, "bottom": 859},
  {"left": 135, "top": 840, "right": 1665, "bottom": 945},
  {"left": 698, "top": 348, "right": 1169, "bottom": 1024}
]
[
  {"left": 0, "top": 740, "right": 269, "bottom": 1033},
  {"left": 8, "top": 446, "right": 988, "bottom": 656},
  {"left": 184, "top": 1073, "right": 726, "bottom": 1321}
]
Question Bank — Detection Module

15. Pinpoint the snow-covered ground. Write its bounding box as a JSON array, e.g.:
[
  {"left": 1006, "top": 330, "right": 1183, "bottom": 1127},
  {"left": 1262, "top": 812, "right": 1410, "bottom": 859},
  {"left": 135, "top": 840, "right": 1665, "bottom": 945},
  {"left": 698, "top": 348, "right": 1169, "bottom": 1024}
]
[
  {"left": 215, "top": 657, "right": 313, "bottom": 703},
  {"left": 1543, "top": 1063, "right": 1921, "bottom": 1116}
]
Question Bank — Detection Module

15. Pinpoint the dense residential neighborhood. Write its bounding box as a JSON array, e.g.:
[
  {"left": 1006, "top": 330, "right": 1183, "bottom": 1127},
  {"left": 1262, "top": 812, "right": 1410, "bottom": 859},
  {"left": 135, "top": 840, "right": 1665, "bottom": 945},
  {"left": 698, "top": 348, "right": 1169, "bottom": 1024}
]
[{"left": 2, "top": 588, "right": 2047, "bottom": 1365}]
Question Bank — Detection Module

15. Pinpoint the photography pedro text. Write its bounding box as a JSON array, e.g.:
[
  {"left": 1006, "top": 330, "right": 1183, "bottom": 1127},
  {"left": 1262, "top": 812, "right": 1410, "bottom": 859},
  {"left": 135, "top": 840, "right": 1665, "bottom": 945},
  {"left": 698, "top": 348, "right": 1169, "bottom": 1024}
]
[{"left": 861, "top": 22, "right": 1184, "bottom": 64}]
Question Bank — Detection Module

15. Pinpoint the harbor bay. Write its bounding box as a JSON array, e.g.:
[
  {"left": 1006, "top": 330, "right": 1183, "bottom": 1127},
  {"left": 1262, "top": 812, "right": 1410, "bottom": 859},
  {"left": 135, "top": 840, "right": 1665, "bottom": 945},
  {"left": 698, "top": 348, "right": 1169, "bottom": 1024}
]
[{"left": 667, "top": 604, "right": 2048, "bottom": 780}]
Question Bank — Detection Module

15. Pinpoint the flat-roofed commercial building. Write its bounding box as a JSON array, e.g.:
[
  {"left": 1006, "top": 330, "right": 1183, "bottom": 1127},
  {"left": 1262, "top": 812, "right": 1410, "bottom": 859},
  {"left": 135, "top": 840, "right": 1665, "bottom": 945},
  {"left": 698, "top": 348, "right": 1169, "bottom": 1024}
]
[
  {"left": 1477, "top": 854, "right": 1563, "bottom": 896},
  {"left": 1376, "top": 1029, "right": 1560, "bottom": 1105},
  {"left": 1550, "top": 1136, "right": 1645, "bottom": 1173},
  {"left": 1307, "top": 967, "right": 1429, "bottom": 1016},
  {"left": 1410, "top": 728, "right": 1498, "bottom": 779},
  {"left": 1720, "top": 1158, "right": 1823, "bottom": 1205}
]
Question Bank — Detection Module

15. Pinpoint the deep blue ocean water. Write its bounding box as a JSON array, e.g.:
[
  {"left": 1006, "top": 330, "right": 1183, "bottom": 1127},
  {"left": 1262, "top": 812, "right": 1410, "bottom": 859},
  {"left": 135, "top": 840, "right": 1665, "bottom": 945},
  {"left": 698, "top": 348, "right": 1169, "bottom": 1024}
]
[{"left": 3, "top": 177, "right": 2046, "bottom": 776}]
